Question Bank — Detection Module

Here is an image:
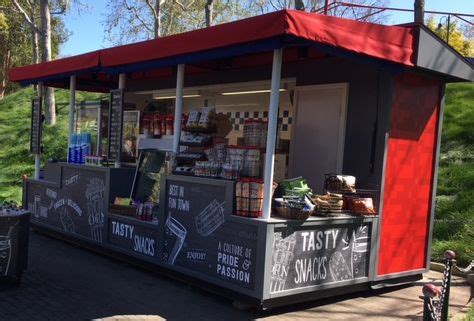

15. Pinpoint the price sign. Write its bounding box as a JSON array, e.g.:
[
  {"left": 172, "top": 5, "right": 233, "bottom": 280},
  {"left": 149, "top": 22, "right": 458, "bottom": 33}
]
[{"left": 107, "top": 89, "right": 124, "bottom": 161}]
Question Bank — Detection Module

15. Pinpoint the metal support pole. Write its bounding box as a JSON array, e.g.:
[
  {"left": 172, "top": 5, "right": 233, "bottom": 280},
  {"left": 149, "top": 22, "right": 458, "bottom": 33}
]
[
  {"left": 173, "top": 64, "right": 185, "bottom": 154},
  {"left": 262, "top": 48, "right": 283, "bottom": 220},
  {"left": 68, "top": 75, "right": 76, "bottom": 162},
  {"left": 116, "top": 73, "right": 126, "bottom": 168},
  {"left": 34, "top": 82, "right": 43, "bottom": 180},
  {"left": 446, "top": 15, "right": 451, "bottom": 45}
]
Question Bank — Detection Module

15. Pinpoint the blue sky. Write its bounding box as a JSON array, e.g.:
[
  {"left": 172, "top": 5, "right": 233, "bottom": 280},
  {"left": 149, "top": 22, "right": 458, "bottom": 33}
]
[{"left": 60, "top": 0, "right": 474, "bottom": 57}]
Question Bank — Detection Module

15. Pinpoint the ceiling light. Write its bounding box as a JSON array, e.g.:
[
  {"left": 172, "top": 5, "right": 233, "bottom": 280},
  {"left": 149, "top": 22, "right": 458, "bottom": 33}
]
[
  {"left": 221, "top": 89, "right": 286, "bottom": 96},
  {"left": 153, "top": 94, "right": 201, "bottom": 100}
]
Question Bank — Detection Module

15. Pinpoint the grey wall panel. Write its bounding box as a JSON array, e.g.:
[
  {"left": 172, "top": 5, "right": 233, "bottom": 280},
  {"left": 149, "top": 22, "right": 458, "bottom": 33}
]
[{"left": 417, "top": 28, "right": 474, "bottom": 82}]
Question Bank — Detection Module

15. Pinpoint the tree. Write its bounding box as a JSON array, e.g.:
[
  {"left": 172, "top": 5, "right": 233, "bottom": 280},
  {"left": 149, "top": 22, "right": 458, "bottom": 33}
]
[
  {"left": 251, "top": 0, "right": 389, "bottom": 23},
  {"left": 0, "top": 1, "right": 34, "bottom": 99},
  {"left": 104, "top": 0, "right": 254, "bottom": 44},
  {"left": 0, "top": 1, "right": 68, "bottom": 103},
  {"left": 426, "top": 16, "right": 473, "bottom": 57},
  {"left": 10, "top": 0, "right": 73, "bottom": 125}
]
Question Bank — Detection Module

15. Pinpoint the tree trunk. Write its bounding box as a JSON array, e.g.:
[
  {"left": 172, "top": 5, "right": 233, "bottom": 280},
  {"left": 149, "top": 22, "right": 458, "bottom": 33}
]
[
  {"left": 41, "top": 0, "right": 56, "bottom": 125},
  {"left": 205, "top": 0, "right": 214, "bottom": 27},
  {"left": 154, "top": 0, "right": 161, "bottom": 38},
  {"left": 414, "top": 0, "right": 425, "bottom": 24},
  {"left": 295, "top": 0, "right": 305, "bottom": 11},
  {"left": 32, "top": 26, "right": 40, "bottom": 64},
  {"left": 0, "top": 49, "right": 10, "bottom": 100},
  {"left": 33, "top": 0, "right": 40, "bottom": 64}
]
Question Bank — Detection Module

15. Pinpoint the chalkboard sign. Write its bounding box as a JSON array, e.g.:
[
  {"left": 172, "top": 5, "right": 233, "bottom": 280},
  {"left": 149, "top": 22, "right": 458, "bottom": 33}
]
[
  {"left": 30, "top": 98, "right": 43, "bottom": 154},
  {"left": 131, "top": 150, "right": 167, "bottom": 203},
  {"left": 108, "top": 89, "right": 124, "bottom": 161},
  {"left": 0, "top": 214, "right": 29, "bottom": 278},
  {"left": 26, "top": 167, "right": 108, "bottom": 244},
  {"left": 162, "top": 178, "right": 258, "bottom": 290},
  {"left": 270, "top": 223, "right": 371, "bottom": 293}
]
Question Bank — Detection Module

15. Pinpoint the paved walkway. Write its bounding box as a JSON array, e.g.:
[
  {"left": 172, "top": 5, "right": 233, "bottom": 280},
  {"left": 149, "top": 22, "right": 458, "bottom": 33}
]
[{"left": 0, "top": 231, "right": 471, "bottom": 321}]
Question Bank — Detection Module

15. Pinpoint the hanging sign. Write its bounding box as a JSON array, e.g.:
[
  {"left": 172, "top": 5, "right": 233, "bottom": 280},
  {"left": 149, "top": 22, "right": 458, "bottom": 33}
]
[
  {"left": 30, "top": 98, "right": 43, "bottom": 154},
  {"left": 107, "top": 89, "right": 124, "bottom": 161}
]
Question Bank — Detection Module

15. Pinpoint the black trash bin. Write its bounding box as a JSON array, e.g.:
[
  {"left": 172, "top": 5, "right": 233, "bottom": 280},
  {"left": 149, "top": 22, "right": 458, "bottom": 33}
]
[{"left": 0, "top": 211, "right": 30, "bottom": 283}]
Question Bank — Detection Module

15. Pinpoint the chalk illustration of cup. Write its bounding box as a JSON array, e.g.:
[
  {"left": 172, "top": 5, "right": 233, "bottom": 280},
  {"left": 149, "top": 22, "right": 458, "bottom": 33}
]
[
  {"left": 165, "top": 216, "right": 187, "bottom": 265},
  {"left": 0, "top": 225, "right": 15, "bottom": 276},
  {"left": 0, "top": 236, "right": 11, "bottom": 276},
  {"left": 270, "top": 232, "right": 296, "bottom": 293},
  {"left": 195, "top": 200, "right": 225, "bottom": 237},
  {"left": 34, "top": 194, "right": 41, "bottom": 219}
]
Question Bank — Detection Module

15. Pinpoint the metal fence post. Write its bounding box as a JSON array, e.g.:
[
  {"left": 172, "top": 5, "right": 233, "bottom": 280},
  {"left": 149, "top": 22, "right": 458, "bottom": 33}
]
[
  {"left": 440, "top": 250, "right": 456, "bottom": 321},
  {"left": 422, "top": 284, "right": 439, "bottom": 321}
]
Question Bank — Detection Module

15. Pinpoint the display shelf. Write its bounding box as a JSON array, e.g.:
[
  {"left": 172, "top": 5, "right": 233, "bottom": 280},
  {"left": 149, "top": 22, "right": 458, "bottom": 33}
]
[
  {"left": 182, "top": 126, "right": 216, "bottom": 134},
  {"left": 179, "top": 140, "right": 212, "bottom": 147},
  {"left": 138, "top": 135, "right": 174, "bottom": 151}
]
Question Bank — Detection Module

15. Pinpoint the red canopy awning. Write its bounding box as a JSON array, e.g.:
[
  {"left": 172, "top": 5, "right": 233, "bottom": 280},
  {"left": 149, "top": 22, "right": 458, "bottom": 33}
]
[
  {"left": 10, "top": 10, "right": 417, "bottom": 84},
  {"left": 9, "top": 51, "right": 101, "bottom": 83}
]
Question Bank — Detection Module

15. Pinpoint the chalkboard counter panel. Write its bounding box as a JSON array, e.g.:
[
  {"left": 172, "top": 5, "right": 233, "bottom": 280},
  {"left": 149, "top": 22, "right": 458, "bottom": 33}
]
[
  {"left": 108, "top": 213, "right": 159, "bottom": 229},
  {"left": 107, "top": 214, "right": 160, "bottom": 261}
]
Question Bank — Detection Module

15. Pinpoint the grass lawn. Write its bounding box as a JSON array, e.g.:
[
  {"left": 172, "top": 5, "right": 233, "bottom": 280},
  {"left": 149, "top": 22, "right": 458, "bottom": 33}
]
[
  {"left": 0, "top": 87, "right": 105, "bottom": 202},
  {"left": 0, "top": 83, "right": 472, "bottom": 265}
]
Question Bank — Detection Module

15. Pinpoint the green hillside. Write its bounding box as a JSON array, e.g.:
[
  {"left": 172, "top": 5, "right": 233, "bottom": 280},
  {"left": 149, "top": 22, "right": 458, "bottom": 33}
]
[
  {"left": 0, "top": 88, "right": 104, "bottom": 201},
  {"left": 432, "top": 83, "right": 474, "bottom": 266},
  {"left": 0, "top": 84, "right": 472, "bottom": 265}
]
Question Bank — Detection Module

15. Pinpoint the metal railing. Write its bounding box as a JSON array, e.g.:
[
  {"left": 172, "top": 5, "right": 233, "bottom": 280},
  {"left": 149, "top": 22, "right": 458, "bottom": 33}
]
[{"left": 422, "top": 251, "right": 473, "bottom": 321}]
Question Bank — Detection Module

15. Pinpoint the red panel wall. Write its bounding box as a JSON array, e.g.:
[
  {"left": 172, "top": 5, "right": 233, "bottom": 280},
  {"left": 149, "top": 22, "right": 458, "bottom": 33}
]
[{"left": 378, "top": 73, "right": 442, "bottom": 276}]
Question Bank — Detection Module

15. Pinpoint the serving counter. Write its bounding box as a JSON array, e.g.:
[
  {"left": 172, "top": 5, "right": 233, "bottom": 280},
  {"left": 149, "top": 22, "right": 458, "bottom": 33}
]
[{"left": 24, "top": 169, "right": 379, "bottom": 307}]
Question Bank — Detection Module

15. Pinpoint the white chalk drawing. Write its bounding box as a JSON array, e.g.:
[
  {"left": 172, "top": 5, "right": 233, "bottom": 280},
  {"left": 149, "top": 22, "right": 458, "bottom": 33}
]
[
  {"left": 0, "top": 225, "right": 16, "bottom": 276},
  {"left": 59, "top": 207, "right": 75, "bottom": 233},
  {"left": 86, "top": 178, "right": 106, "bottom": 243},
  {"left": 33, "top": 194, "right": 41, "bottom": 219},
  {"left": 342, "top": 225, "right": 369, "bottom": 278},
  {"left": 270, "top": 232, "right": 297, "bottom": 293},
  {"left": 63, "top": 173, "right": 80, "bottom": 187},
  {"left": 242, "top": 259, "right": 251, "bottom": 271},
  {"left": 53, "top": 198, "right": 83, "bottom": 216},
  {"left": 195, "top": 200, "right": 225, "bottom": 237},
  {"left": 39, "top": 206, "right": 48, "bottom": 218},
  {"left": 46, "top": 188, "right": 57, "bottom": 199},
  {"left": 164, "top": 216, "right": 187, "bottom": 265},
  {"left": 329, "top": 251, "right": 352, "bottom": 281}
]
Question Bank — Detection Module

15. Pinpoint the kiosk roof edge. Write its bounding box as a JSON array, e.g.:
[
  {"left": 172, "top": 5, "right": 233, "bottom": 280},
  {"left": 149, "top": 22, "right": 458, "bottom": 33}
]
[{"left": 9, "top": 9, "right": 473, "bottom": 87}]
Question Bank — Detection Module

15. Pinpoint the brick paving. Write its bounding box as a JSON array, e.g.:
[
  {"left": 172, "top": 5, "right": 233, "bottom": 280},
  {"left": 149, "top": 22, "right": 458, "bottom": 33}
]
[{"left": 0, "top": 231, "right": 471, "bottom": 321}]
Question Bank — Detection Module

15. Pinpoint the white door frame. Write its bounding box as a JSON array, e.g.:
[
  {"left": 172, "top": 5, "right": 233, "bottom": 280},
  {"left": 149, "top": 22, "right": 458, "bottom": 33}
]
[{"left": 289, "top": 83, "right": 349, "bottom": 177}]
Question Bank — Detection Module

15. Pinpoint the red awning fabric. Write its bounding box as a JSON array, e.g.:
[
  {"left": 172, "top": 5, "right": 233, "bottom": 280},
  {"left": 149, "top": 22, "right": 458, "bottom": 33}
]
[
  {"left": 9, "top": 10, "right": 417, "bottom": 84},
  {"left": 9, "top": 51, "right": 101, "bottom": 83}
]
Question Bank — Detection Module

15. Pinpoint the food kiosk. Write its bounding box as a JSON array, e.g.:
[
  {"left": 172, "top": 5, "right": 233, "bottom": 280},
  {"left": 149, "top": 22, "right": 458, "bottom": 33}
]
[{"left": 10, "top": 10, "right": 473, "bottom": 308}]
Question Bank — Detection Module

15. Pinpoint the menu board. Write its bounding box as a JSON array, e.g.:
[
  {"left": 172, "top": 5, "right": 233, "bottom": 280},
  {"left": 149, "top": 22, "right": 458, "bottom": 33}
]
[
  {"left": 30, "top": 98, "right": 42, "bottom": 154},
  {"left": 162, "top": 178, "right": 258, "bottom": 290},
  {"left": 270, "top": 223, "right": 371, "bottom": 293},
  {"left": 26, "top": 167, "right": 108, "bottom": 244},
  {"left": 108, "top": 89, "right": 124, "bottom": 161},
  {"left": 0, "top": 214, "right": 29, "bottom": 278}
]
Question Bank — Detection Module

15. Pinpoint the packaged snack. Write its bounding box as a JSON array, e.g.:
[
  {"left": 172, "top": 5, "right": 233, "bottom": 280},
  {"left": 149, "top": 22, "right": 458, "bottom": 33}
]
[
  {"left": 198, "top": 107, "right": 216, "bottom": 129},
  {"left": 186, "top": 109, "right": 201, "bottom": 128}
]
